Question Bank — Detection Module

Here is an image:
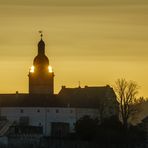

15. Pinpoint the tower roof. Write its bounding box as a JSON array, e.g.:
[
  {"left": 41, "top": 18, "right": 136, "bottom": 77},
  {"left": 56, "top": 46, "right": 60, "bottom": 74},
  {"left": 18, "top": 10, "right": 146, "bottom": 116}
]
[
  {"left": 38, "top": 38, "right": 45, "bottom": 53},
  {"left": 33, "top": 54, "right": 49, "bottom": 67},
  {"left": 33, "top": 34, "right": 49, "bottom": 68}
]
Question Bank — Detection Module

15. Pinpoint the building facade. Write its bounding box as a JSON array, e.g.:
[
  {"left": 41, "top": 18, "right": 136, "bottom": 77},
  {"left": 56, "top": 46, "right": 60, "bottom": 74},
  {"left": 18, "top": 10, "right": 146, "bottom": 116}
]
[{"left": 0, "top": 34, "right": 119, "bottom": 137}]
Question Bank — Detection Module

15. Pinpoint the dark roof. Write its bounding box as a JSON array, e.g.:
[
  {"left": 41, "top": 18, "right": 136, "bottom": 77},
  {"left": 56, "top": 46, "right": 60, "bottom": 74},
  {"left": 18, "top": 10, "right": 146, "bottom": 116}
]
[
  {"left": 0, "top": 85, "right": 117, "bottom": 108},
  {"left": 58, "top": 85, "right": 117, "bottom": 108},
  {"left": 0, "top": 94, "right": 65, "bottom": 107}
]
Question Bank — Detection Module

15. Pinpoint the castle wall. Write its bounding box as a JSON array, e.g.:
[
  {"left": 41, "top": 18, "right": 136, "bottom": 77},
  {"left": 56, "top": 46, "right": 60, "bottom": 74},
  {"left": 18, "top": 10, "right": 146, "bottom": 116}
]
[{"left": 0, "top": 107, "right": 114, "bottom": 136}]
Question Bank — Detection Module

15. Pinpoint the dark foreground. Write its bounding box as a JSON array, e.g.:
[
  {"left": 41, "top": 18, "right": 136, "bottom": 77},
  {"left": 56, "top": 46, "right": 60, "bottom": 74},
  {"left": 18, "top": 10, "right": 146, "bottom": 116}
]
[{"left": 0, "top": 138, "right": 147, "bottom": 148}]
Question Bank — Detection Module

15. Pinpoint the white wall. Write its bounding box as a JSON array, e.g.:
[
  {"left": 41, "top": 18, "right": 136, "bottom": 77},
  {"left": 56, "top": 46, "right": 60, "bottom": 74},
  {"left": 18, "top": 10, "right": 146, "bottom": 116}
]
[{"left": 0, "top": 107, "right": 115, "bottom": 136}]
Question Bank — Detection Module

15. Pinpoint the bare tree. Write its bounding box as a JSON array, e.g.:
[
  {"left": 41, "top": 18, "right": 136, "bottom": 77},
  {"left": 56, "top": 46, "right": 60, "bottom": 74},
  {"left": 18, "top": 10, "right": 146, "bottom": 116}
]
[
  {"left": 130, "top": 96, "right": 148, "bottom": 123},
  {"left": 114, "top": 78, "right": 138, "bottom": 129}
]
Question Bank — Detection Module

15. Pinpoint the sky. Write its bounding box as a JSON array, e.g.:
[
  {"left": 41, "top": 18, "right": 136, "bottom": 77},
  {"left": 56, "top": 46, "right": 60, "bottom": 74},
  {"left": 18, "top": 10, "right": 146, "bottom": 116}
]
[{"left": 0, "top": 0, "right": 148, "bottom": 97}]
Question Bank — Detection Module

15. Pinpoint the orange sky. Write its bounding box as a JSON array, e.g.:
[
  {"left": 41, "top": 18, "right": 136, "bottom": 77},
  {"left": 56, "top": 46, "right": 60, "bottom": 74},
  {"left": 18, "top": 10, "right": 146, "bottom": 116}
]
[{"left": 0, "top": 0, "right": 148, "bottom": 97}]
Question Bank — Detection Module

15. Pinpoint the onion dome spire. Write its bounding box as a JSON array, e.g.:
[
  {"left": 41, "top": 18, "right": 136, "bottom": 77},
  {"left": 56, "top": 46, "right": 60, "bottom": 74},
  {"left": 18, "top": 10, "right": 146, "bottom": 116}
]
[
  {"left": 33, "top": 31, "right": 49, "bottom": 69},
  {"left": 38, "top": 31, "right": 45, "bottom": 55}
]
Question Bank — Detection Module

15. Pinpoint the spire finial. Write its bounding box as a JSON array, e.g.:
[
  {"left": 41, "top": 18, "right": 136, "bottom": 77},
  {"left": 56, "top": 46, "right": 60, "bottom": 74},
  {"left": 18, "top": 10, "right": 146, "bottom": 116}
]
[{"left": 38, "top": 30, "right": 43, "bottom": 39}]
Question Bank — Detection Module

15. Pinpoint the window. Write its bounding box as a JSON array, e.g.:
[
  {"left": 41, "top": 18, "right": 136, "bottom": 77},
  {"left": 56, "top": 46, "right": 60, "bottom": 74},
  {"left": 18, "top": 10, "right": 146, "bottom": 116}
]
[
  {"left": 19, "top": 116, "right": 29, "bottom": 125},
  {"left": 56, "top": 109, "right": 59, "bottom": 113},
  {"left": 37, "top": 109, "right": 40, "bottom": 113},
  {"left": 20, "top": 109, "right": 24, "bottom": 113}
]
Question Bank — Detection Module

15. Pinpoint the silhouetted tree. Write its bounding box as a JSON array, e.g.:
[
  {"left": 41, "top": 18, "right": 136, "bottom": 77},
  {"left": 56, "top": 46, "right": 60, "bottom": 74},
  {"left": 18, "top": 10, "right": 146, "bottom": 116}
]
[
  {"left": 130, "top": 96, "right": 148, "bottom": 123},
  {"left": 114, "top": 78, "right": 138, "bottom": 129},
  {"left": 75, "top": 115, "right": 146, "bottom": 144},
  {"left": 127, "top": 125, "right": 147, "bottom": 143},
  {"left": 101, "top": 116, "right": 122, "bottom": 130},
  {"left": 96, "top": 116, "right": 124, "bottom": 143},
  {"left": 137, "top": 96, "right": 148, "bottom": 103},
  {"left": 75, "top": 115, "right": 98, "bottom": 140}
]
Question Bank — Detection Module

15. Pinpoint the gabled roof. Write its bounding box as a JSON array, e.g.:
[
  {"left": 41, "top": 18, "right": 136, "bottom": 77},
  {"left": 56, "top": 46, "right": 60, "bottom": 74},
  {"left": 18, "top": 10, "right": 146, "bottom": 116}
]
[{"left": 58, "top": 85, "right": 117, "bottom": 108}]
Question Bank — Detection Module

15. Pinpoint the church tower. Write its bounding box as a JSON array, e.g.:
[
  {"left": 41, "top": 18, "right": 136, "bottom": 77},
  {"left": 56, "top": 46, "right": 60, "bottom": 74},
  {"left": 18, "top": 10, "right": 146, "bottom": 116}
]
[{"left": 28, "top": 33, "right": 54, "bottom": 94}]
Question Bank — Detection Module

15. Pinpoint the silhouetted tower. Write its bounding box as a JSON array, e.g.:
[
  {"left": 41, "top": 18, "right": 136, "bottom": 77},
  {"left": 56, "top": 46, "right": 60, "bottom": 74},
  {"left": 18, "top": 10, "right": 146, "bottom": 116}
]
[{"left": 28, "top": 32, "right": 54, "bottom": 94}]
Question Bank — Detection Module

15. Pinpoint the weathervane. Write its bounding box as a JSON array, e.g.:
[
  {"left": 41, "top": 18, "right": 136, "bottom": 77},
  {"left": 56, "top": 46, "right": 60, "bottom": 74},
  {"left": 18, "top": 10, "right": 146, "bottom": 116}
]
[{"left": 38, "top": 30, "right": 43, "bottom": 38}]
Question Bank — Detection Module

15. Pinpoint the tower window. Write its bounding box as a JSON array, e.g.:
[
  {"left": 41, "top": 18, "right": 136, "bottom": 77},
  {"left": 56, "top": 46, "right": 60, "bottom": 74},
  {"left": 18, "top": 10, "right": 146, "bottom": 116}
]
[
  {"left": 56, "top": 109, "right": 59, "bottom": 113},
  {"left": 48, "top": 66, "right": 53, "bottom": 73},
  {"left": 30, "top": 65, "right": 35, "bottom": 73}
]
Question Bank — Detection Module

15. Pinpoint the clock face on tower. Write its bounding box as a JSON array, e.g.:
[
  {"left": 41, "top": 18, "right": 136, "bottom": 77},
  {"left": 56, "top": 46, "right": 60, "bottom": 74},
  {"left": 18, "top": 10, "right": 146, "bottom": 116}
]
[{"left": 28, "top": 34, "right": 54, "bottom": 95}]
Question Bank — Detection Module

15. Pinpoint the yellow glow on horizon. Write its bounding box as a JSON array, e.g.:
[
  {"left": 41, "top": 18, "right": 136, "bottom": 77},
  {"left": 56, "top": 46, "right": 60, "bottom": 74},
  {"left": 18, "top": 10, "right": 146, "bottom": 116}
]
[
  {"left": 30, "top": 66, "right": 34, "bottom": 73},
  {"left": 48, "top": 66, "right": 53, "bottom": 73},
  {"left": 0, "top": 1, "right": 148, "bottom": 97}
]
